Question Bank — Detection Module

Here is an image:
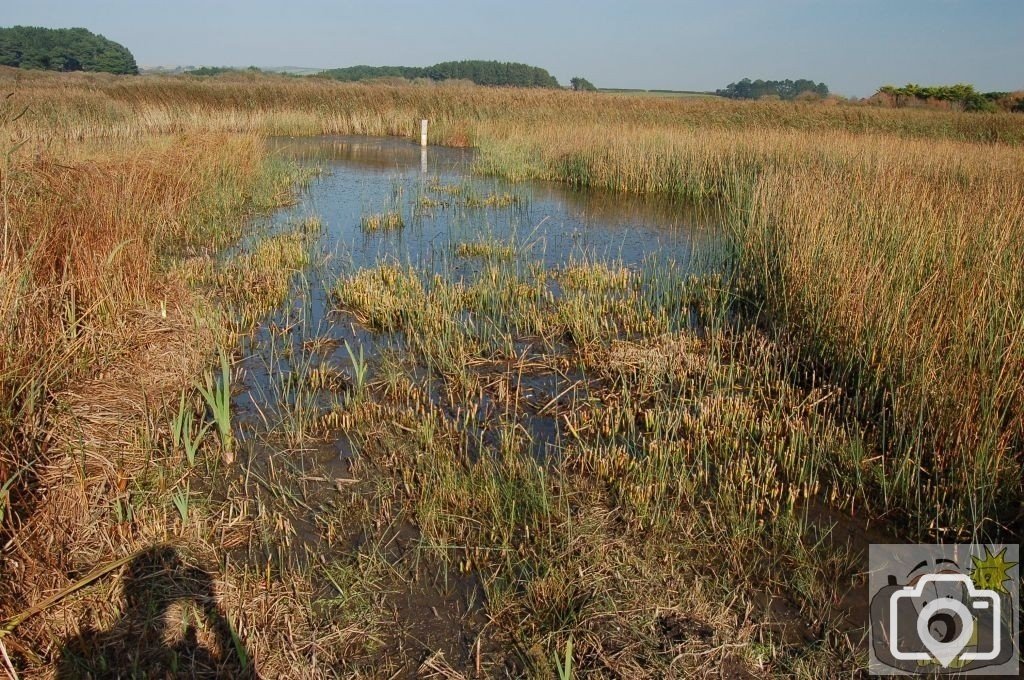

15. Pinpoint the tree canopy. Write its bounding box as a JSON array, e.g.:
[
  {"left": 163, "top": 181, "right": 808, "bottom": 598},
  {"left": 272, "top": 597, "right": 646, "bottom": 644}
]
[
  {"left": 570, "top": 77, "right": 597, "bottom": 91},
  {"left": 319, "top": 60, "right": 561, "bottom": 88},
  {"left": 876, "top": 83, "right": 1003, "bottom": 112},
  {"left": 0, "top": 26, "right": 137, "bottom": 75},
  {"left": 186, "top": 66, "right": 266, "bottom": 76},
  {"left": 715, "top": 78, "right": 828, "bottom": 100}
]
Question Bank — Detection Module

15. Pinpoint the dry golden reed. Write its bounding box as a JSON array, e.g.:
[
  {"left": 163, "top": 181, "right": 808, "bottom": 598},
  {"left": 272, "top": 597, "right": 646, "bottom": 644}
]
[
  {"left": 4, "top": 66, "right": 1022, "bottom": 540},
  {"left": 3, "top": 68, "right": 1023, "bottom": 677}
]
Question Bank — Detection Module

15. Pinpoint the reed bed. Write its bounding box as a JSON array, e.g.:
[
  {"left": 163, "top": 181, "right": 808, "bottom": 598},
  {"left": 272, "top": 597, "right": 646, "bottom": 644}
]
[
  {"left": 0, "top": 101, "right": 314, "bottom": 675},
  {"left": 741, "top": 158, "right": 1024, "bottom": 536},
  {"left": 5, "top": 67, "right": 1024, "bottom": 146},
  {"left": 2, "top": 68, "right": 1023, "bottom": 676},
  {"left": 471, "top": 119, "right": 1024, "bottom": 536},
  {"left": 0, "top": 132, "right": 289, "bottom": 486}
]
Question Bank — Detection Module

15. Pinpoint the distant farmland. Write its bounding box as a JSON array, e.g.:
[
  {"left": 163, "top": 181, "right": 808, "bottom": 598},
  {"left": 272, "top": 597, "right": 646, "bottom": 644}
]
[{"left": 598, "top": 87, "right": 718, "bottom": 98}]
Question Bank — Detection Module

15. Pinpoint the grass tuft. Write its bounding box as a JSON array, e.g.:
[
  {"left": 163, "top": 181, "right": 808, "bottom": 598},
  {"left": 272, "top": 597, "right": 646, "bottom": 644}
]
[
  {"left": 360, "top": 211, "right": 404, "bottom": 232},
  {"left": 196, "top": 348, "right": 233, "bottom": 463}
]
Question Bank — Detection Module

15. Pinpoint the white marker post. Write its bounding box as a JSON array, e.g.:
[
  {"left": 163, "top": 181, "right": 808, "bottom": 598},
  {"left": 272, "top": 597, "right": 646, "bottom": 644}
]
[{"left": 420, "top": 119, "right": 428, "bottom": 147}]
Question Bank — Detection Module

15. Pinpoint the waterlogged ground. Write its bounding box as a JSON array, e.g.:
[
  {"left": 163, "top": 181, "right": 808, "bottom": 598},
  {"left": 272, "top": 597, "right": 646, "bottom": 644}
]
[
  {"left": 213, "top": 136, "right": 869, "bottom": 676},
  {"left": 238, "top": 135, "right": 721, "bottom": 445}
]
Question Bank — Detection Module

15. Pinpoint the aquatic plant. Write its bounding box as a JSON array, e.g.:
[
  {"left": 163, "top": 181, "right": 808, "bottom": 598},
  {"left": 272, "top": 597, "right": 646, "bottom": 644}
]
[
  {"left": 344, "top": 341, "right": 369, "bottom": 398},
  {"left": 453, "top": 239, "right": 515, "bottom": 260},
  {"left": 171, "top": 484, "right": 190, "bottom": 524},
  {"left": 170, "top": 392, "right": 210, "bottom": 466},
  {"left": 197, "top": 347, "right": 234, "bottom": 463},
  {"left": 359, "top": 211, "right": 404, "bottom": 232},
  {"left": 5, "top": 71, "right": 1024, "bottom": 679}
]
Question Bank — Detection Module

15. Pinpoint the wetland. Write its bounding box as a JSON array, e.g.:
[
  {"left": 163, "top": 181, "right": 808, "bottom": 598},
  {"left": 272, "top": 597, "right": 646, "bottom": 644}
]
[{"left": 2, "top": 73, "right": 1021, "bottom": 678}]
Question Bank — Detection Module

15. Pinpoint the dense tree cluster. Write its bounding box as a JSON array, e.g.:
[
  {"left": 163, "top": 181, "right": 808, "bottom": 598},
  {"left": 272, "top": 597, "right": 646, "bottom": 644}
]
[
  {"left": 716, "top": 78, "right": 829, "bottom": 100},
  {"left": 876, "top": 83, "right": 1014, "bottom": 112},
  {"left": 570, "top": 77, "right": 597, "bottom": 91},
  {"left": 0, "top": 26, "right": 137, "bottom": 75},
  {"left": 186, "top": 66, "right": 265, "bottom": 76},
  {"left": 319, "top": 65, "right": 421, "bottom": 81},
  {"left": 319, "top": 60, "right": 561, "bottom": 88}
]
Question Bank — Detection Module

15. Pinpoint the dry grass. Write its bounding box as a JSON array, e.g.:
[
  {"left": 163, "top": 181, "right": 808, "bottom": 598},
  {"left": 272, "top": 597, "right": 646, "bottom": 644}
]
[
  {"left": 470, "top": 112, "right": 1024, "bottom": 537},
  {"left": 8, "top": 133, "right": 285, "bottom": 370},
  {"left": 0, "top": 131, "right": 285, "bottom": 492},
  {"left": 1, "top": 69, "right": 1022, "bottom": 677},
  {"left": 0, "top": 104, "right": 310, "bottom": 674},
  {"left": 5, "top": 67, "right": 1023, "bottom": 145}
]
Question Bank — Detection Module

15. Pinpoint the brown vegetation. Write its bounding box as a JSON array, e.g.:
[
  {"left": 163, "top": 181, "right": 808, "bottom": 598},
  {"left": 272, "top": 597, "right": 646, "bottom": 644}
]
[{"left": 1, "top": 69, "right": 1022, "bottom": 677}]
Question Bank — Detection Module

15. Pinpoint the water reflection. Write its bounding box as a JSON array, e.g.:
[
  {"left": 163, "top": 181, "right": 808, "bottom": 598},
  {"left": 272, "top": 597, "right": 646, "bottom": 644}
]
[
  {"left": 269, "top": 135, "right": 471, "bottom": 174},
  {"left": 235, "top": 135, "right": 725, "bottom": 462},
  {"left": 266, "top": 135, "right": 722, "bottom": 274}
]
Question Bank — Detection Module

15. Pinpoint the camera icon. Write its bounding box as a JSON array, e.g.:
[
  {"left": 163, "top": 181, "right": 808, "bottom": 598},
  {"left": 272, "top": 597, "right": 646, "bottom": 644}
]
[
  {"left": 869, "top": 546, "right": 1018, "bottom": 676},
  {"left": 888, "top": 573, "right": 1001, "bottom": 667}
]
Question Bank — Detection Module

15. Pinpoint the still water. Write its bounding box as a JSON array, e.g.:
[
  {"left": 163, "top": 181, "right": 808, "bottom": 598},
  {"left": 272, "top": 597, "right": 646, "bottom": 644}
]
[{"left": 234, "top": 135, "right": 722, "bottom": 456}]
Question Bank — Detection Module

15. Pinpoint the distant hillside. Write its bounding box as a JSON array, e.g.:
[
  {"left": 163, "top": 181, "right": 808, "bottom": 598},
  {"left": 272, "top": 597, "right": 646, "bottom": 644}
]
[
  {"left": 0, "top": 26, "right": 137, "bottom": 75},
  {"left": 319, "top": 60, "right": 561, "bottom": 88},
  {"left": 598, "top": 88, "right": 716, "bottom": 99},
  {"left": 263, "top": 66, "right": 325, "bottom": 76}
]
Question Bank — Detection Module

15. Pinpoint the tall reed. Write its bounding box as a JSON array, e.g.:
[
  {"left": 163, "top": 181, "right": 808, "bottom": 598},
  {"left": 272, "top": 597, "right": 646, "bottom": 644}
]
[
  {"left": 0, "top": 128, "right": 291, "bottom": 533},
  {"left": 5, "top": 68, "right": 1023, "bottom": 536},
  {"left": 470, "top": 121, "right": 1024, "bottom": 535}
]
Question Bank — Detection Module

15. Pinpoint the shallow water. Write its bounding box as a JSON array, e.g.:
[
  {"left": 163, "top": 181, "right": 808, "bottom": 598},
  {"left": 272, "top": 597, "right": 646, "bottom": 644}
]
[
  {"left": 266, "top": 135, "right": 720, "bottom": 271},
  {"left": 235, "top": 135, "right": 723, "bottom": 456},
  {"left": 218, "top": 137, "right": 874, "bottom": 670}
]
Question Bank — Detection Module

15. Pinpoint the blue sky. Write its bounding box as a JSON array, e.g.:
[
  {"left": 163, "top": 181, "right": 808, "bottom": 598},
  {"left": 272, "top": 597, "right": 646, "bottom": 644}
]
[{"left": 5, "top": 0, "right": 1022, "bottom": 96}]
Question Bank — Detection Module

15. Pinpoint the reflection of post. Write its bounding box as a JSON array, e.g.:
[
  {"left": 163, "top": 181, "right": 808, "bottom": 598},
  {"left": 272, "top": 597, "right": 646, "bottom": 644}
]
[
  {"left": 420, "top": 119, "right": 428, "bottom": 147},
  {"left": 420, "top": 146, "right": 427, "bottom": 173}
]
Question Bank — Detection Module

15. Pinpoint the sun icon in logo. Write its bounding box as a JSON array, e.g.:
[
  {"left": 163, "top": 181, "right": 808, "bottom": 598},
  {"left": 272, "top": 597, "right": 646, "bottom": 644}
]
[{"left": 970, "top": 546, "right": 1017, "bottom": 594}]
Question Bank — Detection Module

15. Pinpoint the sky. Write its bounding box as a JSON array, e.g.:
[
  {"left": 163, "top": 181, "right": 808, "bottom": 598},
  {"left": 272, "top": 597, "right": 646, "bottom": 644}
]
[{"left": 4, "top": 0, "right": 1023, "bottom": 96}]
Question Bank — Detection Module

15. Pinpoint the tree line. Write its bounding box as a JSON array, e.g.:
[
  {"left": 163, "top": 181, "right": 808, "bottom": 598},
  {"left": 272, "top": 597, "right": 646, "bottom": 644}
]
[
  {"left": 0, "top": 26, "right": 137, "bottom": 75},
  {"left": 570, "top": 77, "right": 597, "bottom": 91},
  {"left": 715, "top": 78, "right": 829, "bottom": 100},
  {"left": 319, "top": 60, "right": 561, "bottom": 88},
  {"left": 186, "top": 66, "right": 267, "bottom": 77},
  {"left": 876, "top": 84, "right": 1022, "bottom": 113}
]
